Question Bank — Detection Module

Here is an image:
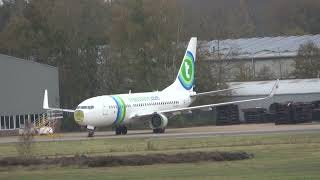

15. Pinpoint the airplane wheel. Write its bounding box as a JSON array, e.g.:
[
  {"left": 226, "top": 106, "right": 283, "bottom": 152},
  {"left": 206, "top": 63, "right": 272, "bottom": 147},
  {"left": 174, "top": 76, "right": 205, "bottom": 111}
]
[
  {"left": 160, "top": 128, "right": 165, "bottom": 133},
  {"left": 121, "top": 126, "right": 128, "bottom": 135},
  {"left": 115, "top": 127, "right": 121, "bottom": 135},
  {"left": 153, "top": 128, "right": 165, "bottom": 134},
  {"left": 88, "top": 130, "right": 95, "bottom": 137}
]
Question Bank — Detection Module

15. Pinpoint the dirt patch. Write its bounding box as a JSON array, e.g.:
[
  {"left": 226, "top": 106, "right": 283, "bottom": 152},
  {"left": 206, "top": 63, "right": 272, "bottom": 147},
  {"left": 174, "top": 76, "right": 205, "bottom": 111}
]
[{"left": 0, "top": 151, "right": 253, "bottom": 167}]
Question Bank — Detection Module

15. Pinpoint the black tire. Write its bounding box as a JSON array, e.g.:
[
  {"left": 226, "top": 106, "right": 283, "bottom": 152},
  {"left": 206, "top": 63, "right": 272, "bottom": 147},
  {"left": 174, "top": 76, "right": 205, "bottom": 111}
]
[
  {"left": 88, "top": 130, "right": 94, "bottom": 137},
  {"left": 160, "top": 128, "right": 165, "bottom": 133},
  {"left": 153, "top": 128, "right": 165, "bottom": 134},
  {"left": 121, "top": 126, "right": 128, "bottom": 135},
  {"left": 115, "top": 127, "right": 121, "bottom": 135},
  {"left": 153, "top": 129, "right": 158, "bottom": 133}
]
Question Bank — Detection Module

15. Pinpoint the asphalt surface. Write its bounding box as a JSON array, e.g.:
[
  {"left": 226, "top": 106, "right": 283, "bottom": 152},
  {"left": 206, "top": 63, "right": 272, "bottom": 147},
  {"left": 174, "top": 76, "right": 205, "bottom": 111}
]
[{"left": 1, "top": 123, "right": 320, "bottom": 144}]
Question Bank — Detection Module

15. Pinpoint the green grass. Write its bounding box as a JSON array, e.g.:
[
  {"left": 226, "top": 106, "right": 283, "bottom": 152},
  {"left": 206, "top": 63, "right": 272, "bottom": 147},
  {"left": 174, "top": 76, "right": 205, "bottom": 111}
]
[
  {"left": 0, "top": 132, "right": 320, "bottom": 179},
  {"left": 0, "top": 132, "right": 319, "bottom": 157}
]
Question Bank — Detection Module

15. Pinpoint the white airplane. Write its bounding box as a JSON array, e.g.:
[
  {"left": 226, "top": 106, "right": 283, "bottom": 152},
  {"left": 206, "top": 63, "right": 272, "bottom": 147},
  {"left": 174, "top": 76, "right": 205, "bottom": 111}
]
[{"left": 43, "top": 37, "right": 279, "bottom": 137}]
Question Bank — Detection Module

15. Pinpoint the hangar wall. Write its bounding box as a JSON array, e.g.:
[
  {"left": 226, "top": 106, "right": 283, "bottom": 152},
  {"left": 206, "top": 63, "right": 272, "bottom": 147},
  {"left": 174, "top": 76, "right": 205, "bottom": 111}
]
[
  {"left": 231, "top": 94, "right": 320, "bottom": 121},
  {"left": 0, "top": 54, "right": 59, "bottom": 130},
  {"left": 228, "top": 79, "right": 320, "bottom": 121}
]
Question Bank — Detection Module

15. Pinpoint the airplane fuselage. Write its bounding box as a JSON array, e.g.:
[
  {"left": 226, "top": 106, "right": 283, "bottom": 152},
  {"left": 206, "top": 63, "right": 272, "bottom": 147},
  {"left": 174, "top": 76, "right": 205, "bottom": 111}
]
[{"left": 74, "top": 91, "right": 194, "bottom": 128}]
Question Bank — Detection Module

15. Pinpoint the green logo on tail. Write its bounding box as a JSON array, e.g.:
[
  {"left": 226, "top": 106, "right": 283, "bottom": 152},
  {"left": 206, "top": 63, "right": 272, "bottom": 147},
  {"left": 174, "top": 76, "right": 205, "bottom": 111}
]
[{"left": 178, "top": 51, "right": 194, "bottom": 90}]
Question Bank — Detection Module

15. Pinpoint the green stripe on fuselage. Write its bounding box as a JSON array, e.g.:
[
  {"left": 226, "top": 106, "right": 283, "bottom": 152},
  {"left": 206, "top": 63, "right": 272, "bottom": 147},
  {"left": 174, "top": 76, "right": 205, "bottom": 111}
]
[
  {"left": 112, "top": 95, "right": 126, "bottom": 125},
  {"left": 117, "top": 96, "right": 126, "bottom": 124}
]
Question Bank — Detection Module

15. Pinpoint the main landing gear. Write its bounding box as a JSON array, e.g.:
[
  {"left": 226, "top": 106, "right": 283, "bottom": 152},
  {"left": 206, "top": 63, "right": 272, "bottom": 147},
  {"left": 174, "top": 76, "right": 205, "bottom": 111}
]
[
  {"left": 153, "top": 128, "right": 165, "bottom": 134},
  {"left": 115, "top": 125, "right": 127, "bottom": 135},
  {"left": 87, "top": 125, "right": 96, "bottom": 137}
]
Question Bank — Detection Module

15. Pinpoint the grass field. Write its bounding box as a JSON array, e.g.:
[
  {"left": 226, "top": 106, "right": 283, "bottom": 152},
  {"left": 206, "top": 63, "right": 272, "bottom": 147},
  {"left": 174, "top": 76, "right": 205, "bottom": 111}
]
[{"left": 0, "top": 132, "right": 320, "bottom": 179}]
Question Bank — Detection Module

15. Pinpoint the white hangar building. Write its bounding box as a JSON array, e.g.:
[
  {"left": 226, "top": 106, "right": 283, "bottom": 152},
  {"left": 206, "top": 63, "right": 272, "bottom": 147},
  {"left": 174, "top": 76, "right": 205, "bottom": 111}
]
[
  {"left": 0, "top": 54, "right": 60, "bottom": 133},
  {"left": 228, "top": 78, "right": 320, "bottom": 121},
  {"left": 201, "top": 34, "right": 320, "bottom": 81}
]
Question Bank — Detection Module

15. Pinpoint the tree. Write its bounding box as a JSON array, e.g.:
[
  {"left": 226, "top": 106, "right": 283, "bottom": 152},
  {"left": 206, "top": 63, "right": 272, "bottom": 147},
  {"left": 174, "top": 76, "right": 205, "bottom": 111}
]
[
  {"left": 100, "top": 0, "right": 185, "bottom": 94},
  {"left": 256, "top": 65, "right": 274, "bottom": 80},
  {"left": 293, "top": 41, "right": 320, "bottom": 78},
  {"left": 233, "top": 61, "right": 253, "bottom": 81}
]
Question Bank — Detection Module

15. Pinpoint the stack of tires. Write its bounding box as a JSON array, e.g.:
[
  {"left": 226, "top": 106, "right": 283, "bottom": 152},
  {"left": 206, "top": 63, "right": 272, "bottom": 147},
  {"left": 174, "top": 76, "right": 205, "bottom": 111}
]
[
  {"left": 312, "top": 101, "right": 320, "bottom": 122},
  {"left": 270, "top": 103, "right": 291, "bottom": 125},
  {"left": 270, "top": 102, "right": 313, "bottom": 125},
  {"left": 291, "top": 102, "right": 313, "bottom": 124},
  {"left": 243, "top": 108, "right": 269, "bottom": 124},
  {"left": 216, "top": 104, "right": 240, "bottom": 125}
]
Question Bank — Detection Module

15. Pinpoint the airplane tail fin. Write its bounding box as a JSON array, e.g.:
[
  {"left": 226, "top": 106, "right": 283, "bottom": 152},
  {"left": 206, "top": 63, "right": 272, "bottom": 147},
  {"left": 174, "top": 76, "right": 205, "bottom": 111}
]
[{"left": 163, "top": 37, "right": 197, "bottom": 93}]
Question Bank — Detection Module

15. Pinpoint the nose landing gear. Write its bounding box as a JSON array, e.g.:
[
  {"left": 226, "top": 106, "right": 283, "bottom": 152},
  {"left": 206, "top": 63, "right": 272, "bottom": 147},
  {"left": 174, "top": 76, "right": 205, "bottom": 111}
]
[
  {"left": 87, "top": 125, "right": 96, "bottom": 137},
  {"left": 88, "top": 129, "right": 95, "bottom": 137},
  {"left": 115, "top": 125, "right": 127, "bottom": 135}
]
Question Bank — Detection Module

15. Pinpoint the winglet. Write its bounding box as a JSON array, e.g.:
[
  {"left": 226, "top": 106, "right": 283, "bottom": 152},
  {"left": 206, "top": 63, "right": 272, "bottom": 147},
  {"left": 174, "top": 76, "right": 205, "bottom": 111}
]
[
  {"left": 269, "top": 79, "right": 279, "bottom": 98},
  {"left": 43, "top": 89, "right": 49, "bottom": 110}
]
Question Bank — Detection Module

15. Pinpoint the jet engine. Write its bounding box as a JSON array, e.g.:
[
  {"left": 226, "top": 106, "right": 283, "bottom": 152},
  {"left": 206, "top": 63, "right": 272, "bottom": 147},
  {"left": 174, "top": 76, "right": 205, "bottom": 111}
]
[{"left": 150, "top": 113, "right": 168, "bottom": 129}]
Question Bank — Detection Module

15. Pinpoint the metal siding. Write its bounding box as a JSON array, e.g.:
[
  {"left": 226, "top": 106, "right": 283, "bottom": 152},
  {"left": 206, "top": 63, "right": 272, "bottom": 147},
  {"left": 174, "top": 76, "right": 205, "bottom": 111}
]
[{"left": 0, "top": 55, "right": 59, "bottom": 115}]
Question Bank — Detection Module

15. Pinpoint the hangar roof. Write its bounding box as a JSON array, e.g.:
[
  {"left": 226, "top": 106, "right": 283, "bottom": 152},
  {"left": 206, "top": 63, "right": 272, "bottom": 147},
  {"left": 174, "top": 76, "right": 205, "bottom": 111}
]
[
  {"left": 201, "top": 34, "right": 320, "bottom": 59},
  {"left": 228, "top": 78, "right": 320, "bottom": 96},
  {"left": 0, "top": 54, "right": 56, "bottom": 69}
]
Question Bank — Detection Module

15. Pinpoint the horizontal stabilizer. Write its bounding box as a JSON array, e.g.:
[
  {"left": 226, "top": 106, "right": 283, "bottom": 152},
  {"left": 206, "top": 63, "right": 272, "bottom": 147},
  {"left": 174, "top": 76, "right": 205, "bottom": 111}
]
[{"left": 42, "top": 89, "right": 75, "bottom": 113}]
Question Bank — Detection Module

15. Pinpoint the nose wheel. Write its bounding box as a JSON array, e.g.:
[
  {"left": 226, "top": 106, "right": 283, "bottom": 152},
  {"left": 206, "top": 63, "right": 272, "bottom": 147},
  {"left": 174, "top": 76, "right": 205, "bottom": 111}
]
[
  {"left": 115, "top": 125, "right": 127, "bottom": 135},
  {"left": 88, "top": 130, "right": 95, "bottom": 137},
  {"left": 87, "top": 125, "right": 96, "bottom": 137}
]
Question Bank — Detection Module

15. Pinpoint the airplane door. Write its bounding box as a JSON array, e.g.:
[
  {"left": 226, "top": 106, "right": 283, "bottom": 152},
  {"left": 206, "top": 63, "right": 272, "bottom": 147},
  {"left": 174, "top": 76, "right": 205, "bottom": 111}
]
[{"left": 103, "top": 103, "right": 108, "bottom": 116}]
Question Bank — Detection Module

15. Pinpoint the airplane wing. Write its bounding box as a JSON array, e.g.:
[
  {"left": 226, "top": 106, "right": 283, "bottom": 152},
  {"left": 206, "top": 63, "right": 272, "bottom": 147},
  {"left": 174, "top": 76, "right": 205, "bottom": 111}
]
[
  {"left": 43, "top": 89, "right": 75, "bottom": 113},
  {"left": 132, "top": 79, "right": 279, "bottom": 119},
  {"left": 190, "top": 87, "right": 243, "bottom": 97}
]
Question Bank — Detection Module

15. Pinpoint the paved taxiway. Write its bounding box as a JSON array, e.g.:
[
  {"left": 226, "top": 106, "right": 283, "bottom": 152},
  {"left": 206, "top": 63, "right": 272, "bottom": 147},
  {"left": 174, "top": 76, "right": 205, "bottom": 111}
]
[{"left": 0, "top": 123, "right": 320, "bottom": 144}]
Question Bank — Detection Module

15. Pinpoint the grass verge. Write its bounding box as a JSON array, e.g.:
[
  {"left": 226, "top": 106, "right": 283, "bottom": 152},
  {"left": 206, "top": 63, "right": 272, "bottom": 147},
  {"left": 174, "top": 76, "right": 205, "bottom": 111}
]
[{"left": 0, "top": 132, "right": 319, "bottom": 179}]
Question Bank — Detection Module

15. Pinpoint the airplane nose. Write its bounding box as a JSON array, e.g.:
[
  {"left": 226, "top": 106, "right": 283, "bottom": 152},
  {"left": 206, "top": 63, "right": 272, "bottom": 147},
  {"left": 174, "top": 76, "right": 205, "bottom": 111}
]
[{"left": 74, "top": 110, "right": 85, "bottom": 125}]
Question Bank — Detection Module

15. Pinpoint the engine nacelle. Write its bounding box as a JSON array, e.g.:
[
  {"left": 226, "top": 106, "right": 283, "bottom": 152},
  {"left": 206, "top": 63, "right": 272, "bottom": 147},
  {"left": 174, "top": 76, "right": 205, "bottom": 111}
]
[{"left": 150, "top": 113, "right": 168, "bottom": 129}]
